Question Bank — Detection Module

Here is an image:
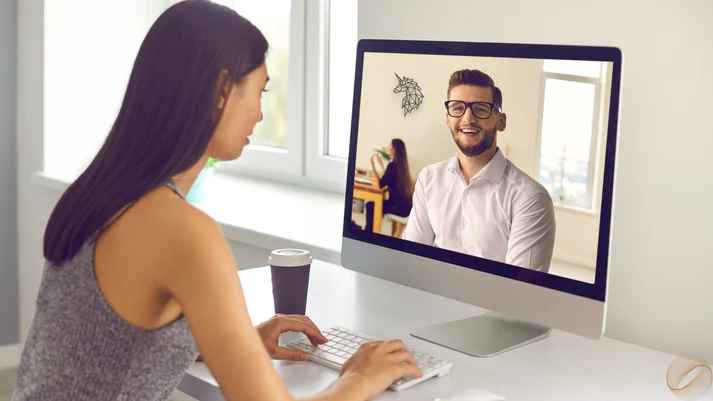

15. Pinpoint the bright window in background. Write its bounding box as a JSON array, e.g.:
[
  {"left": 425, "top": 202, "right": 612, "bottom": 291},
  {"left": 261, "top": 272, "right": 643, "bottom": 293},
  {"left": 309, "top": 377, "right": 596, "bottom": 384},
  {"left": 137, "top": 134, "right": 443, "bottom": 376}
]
[
  {"left": 44, "top": 1, "right": 357, "bottom": 191},
  {"left": 538, "top": 61, "right": 602, "bottom": 210},
  {"left": 213, "top": 0, "right": 291, "bottom": 149},
  {"left": 543, "top": 59, "right": 601, "bottom": 78},
  {"left": 327, "top": 0, "right": 358, "bottom": 159},
  {"left": 44, "top": 1, "right": 167, "bottom": 181}
]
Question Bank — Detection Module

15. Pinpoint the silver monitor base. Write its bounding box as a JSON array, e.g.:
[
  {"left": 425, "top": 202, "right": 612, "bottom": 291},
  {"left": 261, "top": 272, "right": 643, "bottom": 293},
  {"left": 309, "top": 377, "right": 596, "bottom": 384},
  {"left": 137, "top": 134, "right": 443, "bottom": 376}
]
[{"left": 411, "top": 314, "right": 551, "bottom": 357}]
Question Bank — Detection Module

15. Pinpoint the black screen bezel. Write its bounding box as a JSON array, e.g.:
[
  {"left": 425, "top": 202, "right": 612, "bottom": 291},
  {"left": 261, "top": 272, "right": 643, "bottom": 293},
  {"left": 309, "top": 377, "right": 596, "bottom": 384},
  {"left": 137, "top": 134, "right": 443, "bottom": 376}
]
[{"left": 342, "top": 40, "right": 622, "bottom": 302}]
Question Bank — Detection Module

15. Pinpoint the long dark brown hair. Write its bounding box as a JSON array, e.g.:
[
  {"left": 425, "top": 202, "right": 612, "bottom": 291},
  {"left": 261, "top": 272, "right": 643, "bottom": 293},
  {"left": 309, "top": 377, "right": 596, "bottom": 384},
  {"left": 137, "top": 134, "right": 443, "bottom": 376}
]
[
  {"left": 43, "top": 0, "right": 268, "bottom": 265},
  {"left": 390, "top": 138, "right": 414, "bottom": 203}
]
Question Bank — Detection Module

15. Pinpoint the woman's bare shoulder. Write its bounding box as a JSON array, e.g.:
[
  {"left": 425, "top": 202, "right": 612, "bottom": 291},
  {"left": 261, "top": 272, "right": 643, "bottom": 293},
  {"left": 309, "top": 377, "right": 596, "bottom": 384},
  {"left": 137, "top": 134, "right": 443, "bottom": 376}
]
[
  {"left": 102, "top": 186, "right": 227, "bottom": 270},
  {"left": 122, "top": 187, "right": 238, "bottom": 300}
]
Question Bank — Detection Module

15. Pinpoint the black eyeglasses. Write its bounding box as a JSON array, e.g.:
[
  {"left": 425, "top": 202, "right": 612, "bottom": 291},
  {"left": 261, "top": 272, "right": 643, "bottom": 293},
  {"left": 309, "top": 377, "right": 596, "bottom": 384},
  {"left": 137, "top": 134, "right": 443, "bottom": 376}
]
[{"left": 444, "top": 100, "right": 499, "bottom": 119}]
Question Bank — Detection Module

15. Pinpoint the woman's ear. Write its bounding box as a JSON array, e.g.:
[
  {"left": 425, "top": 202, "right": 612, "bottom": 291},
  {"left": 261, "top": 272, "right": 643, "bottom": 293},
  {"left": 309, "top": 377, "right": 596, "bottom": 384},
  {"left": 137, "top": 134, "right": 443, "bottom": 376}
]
[
  {"left": 215, "top": 69, "right": 233, "bottom": 110},
  {"left": 211, "top": 69, "right": 233, "bottom": 123}
]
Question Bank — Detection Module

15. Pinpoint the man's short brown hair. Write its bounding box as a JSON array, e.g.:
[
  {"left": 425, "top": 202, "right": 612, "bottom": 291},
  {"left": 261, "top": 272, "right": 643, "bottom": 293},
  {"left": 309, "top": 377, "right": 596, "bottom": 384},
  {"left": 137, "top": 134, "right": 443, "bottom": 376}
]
[{"left": 447, "top": 69, "right": 503, "bottom": 111}]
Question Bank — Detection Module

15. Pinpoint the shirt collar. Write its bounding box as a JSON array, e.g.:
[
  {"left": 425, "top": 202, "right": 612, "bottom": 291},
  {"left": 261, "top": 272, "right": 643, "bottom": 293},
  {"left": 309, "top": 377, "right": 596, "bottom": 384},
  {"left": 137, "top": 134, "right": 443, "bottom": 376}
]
[{"left": 447, "top": 148, "right": 507, "bottom": 184}]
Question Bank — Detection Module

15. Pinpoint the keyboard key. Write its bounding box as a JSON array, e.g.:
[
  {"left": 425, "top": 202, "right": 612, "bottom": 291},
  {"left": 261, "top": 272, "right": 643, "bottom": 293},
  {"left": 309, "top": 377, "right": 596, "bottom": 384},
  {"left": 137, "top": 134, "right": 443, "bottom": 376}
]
[{"left": 286, "top": 327, "right": 453, "bottom": 392}]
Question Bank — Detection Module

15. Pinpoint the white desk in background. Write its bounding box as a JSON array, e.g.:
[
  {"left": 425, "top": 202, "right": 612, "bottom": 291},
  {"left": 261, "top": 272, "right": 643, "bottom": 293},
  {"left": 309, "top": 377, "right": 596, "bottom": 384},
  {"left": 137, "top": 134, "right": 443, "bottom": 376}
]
[{"left": 178, "top": 260, "right": 684, "bottom": 401}]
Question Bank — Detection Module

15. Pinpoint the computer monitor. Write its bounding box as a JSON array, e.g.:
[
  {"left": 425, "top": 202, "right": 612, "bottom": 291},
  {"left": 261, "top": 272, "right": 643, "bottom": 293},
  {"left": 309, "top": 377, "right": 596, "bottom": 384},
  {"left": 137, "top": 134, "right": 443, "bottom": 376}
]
[{"left": 341, "top": 40, "right": 622, "bottom": 357}]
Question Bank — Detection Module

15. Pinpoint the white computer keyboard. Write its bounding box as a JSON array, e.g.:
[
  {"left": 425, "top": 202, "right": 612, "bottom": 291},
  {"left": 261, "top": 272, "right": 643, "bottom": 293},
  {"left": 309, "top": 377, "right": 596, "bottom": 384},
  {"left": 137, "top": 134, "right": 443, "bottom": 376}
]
[{"left": 286, "top": 326, "right": 453, "bottom": 391}]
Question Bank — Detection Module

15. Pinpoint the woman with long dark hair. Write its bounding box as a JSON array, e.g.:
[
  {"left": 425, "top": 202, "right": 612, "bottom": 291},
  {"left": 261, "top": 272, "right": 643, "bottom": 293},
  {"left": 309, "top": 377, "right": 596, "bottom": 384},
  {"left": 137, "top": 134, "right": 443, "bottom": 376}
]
[
  {"left": 370, "top": 138, "right": 414, "bottom": 236},
  {"left": 11, "top": 2, "right": 419, "bottom": 401}
]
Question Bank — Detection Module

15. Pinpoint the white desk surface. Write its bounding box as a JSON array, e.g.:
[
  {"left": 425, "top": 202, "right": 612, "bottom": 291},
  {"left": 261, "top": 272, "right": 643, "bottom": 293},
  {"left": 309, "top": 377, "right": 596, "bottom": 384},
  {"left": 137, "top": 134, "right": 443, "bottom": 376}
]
[{"left": 179, "top": 260, "right": 686, "bottom": 401}]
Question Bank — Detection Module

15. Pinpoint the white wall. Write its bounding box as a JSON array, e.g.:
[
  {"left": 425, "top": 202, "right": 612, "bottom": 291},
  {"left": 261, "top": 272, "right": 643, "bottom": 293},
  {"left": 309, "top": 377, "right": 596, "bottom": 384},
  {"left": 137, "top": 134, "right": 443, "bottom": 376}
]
[
  {"left": 0, "top": 0, "right": 18, "bottom": 346},
  {"left": 359, "top": 0, "right": 713, "bottom": 363}
]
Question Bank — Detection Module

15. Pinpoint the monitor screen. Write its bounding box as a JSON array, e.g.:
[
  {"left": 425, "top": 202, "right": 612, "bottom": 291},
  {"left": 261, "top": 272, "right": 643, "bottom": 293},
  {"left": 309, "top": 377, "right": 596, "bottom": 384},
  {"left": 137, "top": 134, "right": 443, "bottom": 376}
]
[{"left": 344, "top": 41, "right": 621, "bottom": 299}]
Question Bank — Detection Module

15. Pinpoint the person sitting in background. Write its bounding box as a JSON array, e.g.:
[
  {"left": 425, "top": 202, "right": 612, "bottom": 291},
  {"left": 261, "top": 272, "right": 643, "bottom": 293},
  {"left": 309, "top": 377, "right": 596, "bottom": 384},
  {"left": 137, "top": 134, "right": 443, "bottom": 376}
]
[{"left": 370, "top": 138, "right": 414, "bottom": 237}]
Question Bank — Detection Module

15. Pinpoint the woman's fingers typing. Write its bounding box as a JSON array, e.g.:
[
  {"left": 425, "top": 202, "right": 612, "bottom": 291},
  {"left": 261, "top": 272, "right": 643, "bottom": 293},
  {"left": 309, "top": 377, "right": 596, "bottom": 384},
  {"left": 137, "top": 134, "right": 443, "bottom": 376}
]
[
  {"left": 275, "top": 315, "right": 328, "bottom": 344},
  {"left": 379, "top": 339, "right": 408, "bottom": 353},
  {"left": 339, "top": 337, "right": 423, "bottom": 399},
  {"left": 386, "top": 350, "right": 418, "bottom": 366},
  {"left": 257, "top": 314, "right": 328, "bottom": 361},
  {"left": 287, "top": 315, "right": 328, "bottom": 344}
]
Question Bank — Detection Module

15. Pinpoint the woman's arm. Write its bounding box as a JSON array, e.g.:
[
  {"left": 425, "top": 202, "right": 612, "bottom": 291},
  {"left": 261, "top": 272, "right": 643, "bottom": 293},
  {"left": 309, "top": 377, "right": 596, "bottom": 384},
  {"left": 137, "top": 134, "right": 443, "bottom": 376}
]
[
  {"left": 159, "top": 208, "right": 418, "bottom": 401},
  {"left": 369, "top": 154, "right": 385, "bottom": 181},
  {"left": 161, "top": 210, "right": 296, "bottom": 401}
]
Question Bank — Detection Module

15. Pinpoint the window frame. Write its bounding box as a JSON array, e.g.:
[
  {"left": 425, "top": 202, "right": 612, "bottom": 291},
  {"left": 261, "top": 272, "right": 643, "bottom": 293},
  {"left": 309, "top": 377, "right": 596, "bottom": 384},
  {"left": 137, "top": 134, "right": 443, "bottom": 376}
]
[
  {"left": 216, "top": 0, "right": 306, "bottom": 183},
  {"left": 305, "top": 0, "right": 349, "bottom": 191},
  {"left": 535, "top": 66, "right": 604, "bottom": 213},
  {"left": 217, "top": 0, "right": 349, "bottom": 193}
]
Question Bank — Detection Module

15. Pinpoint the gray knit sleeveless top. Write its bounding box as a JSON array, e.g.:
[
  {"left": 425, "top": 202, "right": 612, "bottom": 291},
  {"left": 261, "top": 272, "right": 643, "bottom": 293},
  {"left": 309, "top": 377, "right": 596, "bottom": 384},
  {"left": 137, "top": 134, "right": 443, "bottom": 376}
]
[{"left": 12, "top": 181, "right": 199, "bottom": 401}]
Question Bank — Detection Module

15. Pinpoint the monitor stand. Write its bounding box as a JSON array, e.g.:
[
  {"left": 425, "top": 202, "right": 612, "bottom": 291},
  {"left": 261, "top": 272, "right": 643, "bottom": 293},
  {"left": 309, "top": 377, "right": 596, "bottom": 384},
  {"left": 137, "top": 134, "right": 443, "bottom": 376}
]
[{"left": 411, "top": 313, "right": 551, "bottom": 357}]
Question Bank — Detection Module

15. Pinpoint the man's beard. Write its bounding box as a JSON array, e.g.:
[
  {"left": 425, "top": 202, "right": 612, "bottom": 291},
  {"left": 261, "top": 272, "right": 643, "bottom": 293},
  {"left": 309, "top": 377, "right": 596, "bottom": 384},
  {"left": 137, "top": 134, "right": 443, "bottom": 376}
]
[{"left": 451, "top": 128, "right": 496, "bottom": 157}]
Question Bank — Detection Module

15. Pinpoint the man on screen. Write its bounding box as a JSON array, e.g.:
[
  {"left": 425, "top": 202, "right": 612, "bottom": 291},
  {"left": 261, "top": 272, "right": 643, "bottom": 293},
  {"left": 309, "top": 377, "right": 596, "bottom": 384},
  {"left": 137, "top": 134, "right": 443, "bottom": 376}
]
[{"left": 402, "top": 69, "right": 556, "bottom": 272}]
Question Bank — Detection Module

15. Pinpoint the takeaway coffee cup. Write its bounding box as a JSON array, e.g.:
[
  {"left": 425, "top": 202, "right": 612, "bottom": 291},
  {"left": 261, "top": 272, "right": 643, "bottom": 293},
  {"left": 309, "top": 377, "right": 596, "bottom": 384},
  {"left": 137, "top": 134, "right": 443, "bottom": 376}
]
[{"left": 269, "top": 249, "right": 312, "bottom": 315}]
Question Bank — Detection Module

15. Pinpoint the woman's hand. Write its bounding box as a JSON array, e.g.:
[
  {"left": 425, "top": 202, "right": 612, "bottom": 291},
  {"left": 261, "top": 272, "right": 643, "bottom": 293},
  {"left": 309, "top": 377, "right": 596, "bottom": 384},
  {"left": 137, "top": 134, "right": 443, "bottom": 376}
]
[
  {"left": 370, "top": 153, "right": 384, "bottom": 181},
  {"left": 338, "top": 340, "right": 422, "bottom": 400},
  {"left": 256, "top": 314, "right": 328, "bottom": 361}
]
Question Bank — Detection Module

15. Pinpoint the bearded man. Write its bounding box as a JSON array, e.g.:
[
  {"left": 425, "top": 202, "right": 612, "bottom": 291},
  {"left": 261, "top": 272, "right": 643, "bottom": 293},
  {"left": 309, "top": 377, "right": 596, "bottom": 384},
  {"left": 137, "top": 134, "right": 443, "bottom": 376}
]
[{"left": 402, "top": 69, "right": 556, "bottom": 272}]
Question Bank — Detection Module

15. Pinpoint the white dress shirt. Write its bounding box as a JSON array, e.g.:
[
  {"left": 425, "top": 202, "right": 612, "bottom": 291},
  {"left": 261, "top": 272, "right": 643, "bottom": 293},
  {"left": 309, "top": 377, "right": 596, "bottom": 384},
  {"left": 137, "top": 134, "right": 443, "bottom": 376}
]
[{"left": 402, "top": 149, "right": 556, "bottom": 272}]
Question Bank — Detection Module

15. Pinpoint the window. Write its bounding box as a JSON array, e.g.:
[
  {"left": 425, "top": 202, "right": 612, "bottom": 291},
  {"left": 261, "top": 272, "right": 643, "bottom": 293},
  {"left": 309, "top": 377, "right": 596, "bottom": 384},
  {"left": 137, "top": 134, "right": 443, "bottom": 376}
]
[
  {"left": 44, "top": 1, "right": 358, "bottom": 193},
  {"left": 214, "top": 0, "right": 358, "bottom": 191},
  {"left": 44, "top": 1, "right": 170, "bottom": 182},
  {"left": 537, "top": 60, "right": 607, "bottom": 211},
  {"left": 211, "top": 0, "right": 291, "bottom": 149}
]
